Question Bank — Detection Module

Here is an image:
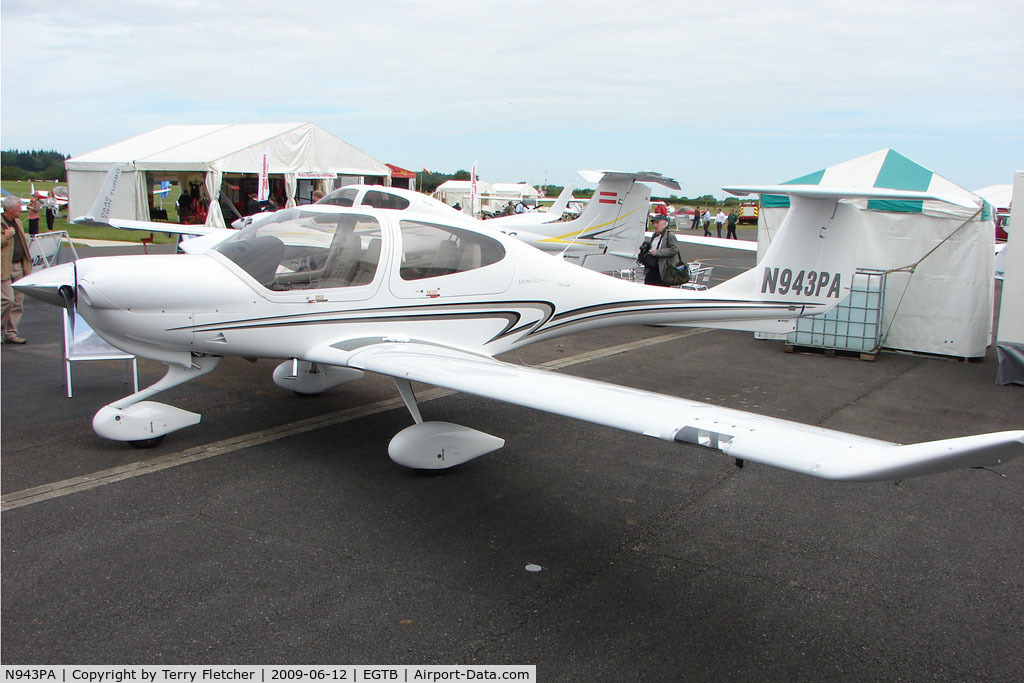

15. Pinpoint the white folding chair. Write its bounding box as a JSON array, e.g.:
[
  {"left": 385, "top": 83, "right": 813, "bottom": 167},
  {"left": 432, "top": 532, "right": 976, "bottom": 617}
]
[
  {"left": 63, "top": 308, "right": 139, "bottom": 398},
  {"left": 678, "top": 262, "right": 714, "bottom": 290}
]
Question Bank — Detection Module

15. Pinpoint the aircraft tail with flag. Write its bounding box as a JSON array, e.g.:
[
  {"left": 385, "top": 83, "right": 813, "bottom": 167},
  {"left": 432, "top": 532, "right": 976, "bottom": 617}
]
[{"left": 497, "top": 171, "right": 680, "bottom": 272}]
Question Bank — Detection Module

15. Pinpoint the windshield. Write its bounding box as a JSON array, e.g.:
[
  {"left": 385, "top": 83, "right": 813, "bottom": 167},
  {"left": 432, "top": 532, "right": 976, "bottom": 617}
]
[
  {"left": 361, "top": 189, "right": 410, "bottom": 210},
  {"left": 318, "top": 188, "right": 358, "bottom": 207},
  {"left": 215, "top": 207, "right": 381, "bottom": 290}
]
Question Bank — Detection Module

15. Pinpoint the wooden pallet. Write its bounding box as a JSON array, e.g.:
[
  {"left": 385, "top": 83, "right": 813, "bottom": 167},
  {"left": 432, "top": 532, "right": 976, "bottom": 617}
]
[{"left": 784, "top": 343, "right": 877, "bottom": 362}]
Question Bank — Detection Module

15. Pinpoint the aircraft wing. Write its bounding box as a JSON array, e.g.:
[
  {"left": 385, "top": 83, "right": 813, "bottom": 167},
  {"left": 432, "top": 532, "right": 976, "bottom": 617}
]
[
  {"left": 73, "top": 215, "right": 227, "bottom": 237},
  {"left": 674, "top": 234, "right": 758, "bottom": 252},
  {"left": 305, "top": 341, "right": 1022, "bottom": 482}
]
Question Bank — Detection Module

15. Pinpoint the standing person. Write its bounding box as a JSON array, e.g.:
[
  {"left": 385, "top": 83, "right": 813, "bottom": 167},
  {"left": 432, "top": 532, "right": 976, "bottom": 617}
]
[
  {"left": 642, "top": 215, "right": 683, "bottom": 287},
  {"left": 243, "top": 192, "right": 259, "bottom": 216},
  {"left": 26, "top": 195, "right": 42, "bottom": 235},
  {"left": 690, "top": 209, "right": 699, "bottom": 230},
  {"left": 2, "top": 195, "right": 33, "bottom": 344},
  {"left": 43, "top": 193, "right": 58, "bottom": 232},
  {"left": 702, "top": 208, "right": 712, "bottom": 237},
  {"left": 178, "top": 191, "right": 192, "bottom": 222},
  {"left": 726, "top": 209, "right": 739, "bottom": 239},
  {"left": 715, "top": 208, "right": 727, "bottom": 238}
]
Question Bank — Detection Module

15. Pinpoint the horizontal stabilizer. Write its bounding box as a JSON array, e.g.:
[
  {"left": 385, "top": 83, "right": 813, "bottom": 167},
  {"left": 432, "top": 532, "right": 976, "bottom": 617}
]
[
  {"left": 723, "top": 184, "right": 979, "bottom": 209},
  {"left": 579, "top": 170, "right": 681, "bottom": 191}
]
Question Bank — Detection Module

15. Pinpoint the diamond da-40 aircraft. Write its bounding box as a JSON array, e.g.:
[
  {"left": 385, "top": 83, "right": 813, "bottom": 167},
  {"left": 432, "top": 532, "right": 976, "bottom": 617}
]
[{"left": 15, "top": 183, "right": 1022, "bottom": 481}]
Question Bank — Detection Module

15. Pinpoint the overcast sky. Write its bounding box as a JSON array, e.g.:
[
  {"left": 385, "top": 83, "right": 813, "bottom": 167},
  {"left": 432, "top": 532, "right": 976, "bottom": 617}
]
[{"left": 2, "top": 0, "right": 1021, "bottom": 197}]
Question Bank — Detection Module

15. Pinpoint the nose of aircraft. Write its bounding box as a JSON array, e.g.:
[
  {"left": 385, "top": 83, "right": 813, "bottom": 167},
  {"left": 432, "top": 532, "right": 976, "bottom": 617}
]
[
  {"left": 72, "top": 254, "right": 258, "bottom": 313},
  {"left": 16, "top": 254, "right": 259, "bottom": 315},
  {"left": 12, "top": 261, "right": 76, "bottom": 307}
]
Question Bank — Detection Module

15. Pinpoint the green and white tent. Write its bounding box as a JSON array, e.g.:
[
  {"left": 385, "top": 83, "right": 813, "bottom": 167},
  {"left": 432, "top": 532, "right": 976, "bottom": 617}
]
[
  {"left": 756, "top": 149, "right": 994, "bottom": 358},
  {"left": 762, "top": 148, "right": 989, "bottom": 219}
]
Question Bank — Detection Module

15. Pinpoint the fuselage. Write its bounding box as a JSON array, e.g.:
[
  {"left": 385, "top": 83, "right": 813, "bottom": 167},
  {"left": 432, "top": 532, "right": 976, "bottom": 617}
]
[{"left": 24, "top": 206, "right": 806, "bottom": 368}]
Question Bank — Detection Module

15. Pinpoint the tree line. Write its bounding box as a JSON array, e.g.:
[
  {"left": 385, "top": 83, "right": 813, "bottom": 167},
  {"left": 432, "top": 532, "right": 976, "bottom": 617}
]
[
  {"left": 2, "top": 153, "right": 734, "bottom": 207},
  {"left": 1, "top": 149, "right": 69, "bottom": 181}
]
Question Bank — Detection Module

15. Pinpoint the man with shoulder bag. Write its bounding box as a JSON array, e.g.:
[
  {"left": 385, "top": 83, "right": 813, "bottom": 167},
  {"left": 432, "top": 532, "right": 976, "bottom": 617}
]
[{"left": 640, "top": 215, "right": 688, "bottom": 286}]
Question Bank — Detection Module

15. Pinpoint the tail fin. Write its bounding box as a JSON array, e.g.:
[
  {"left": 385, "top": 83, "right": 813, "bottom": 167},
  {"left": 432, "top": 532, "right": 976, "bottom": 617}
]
[
  {"left": 76, "top": 165, "right": 124, "bottom": 227},
  {"left": 711, "top": 185, "right": 979, "bottom": 314},
  {"left": 542, "top": 171, "right": 679, "bottom": 271},
  {"left": 545, "top": 183, "right": 576, "bottom": 218}
]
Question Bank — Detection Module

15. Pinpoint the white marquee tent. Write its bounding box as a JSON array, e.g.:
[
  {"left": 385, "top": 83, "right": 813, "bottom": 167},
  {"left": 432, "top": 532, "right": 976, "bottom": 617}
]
[
  {"left": 65, "top": 123, "right": 391, "bottom": 227},
  {"left": 433, "top": 179, "right": 539, "bottom": 216},
  {"left": 996, "top": 172, "right": 1023, "bottom": 384},
  {"left": 756, "top": 148, "right": 993, "bottom": 358},
  {"left": 974, "top": 184, "right": 1013, "bottom": 210}
]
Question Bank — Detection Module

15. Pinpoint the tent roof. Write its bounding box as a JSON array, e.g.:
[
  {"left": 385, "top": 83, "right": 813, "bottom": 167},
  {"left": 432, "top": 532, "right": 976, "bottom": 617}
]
[
  {"left": 974, "top": 184, "right": 1012, "bottom": 209},
  {"left": 763, "top": 148, "right": 982, "bottom": 218},
  {"left": 491, "top": 183, "right": 539, "bottom": 197},
  {"left": 66, "top": 122, "right": 390, "bottom": 177}
]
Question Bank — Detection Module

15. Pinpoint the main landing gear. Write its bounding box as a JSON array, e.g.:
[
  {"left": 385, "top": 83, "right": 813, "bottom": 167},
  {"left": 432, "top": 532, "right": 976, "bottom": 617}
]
[{"left": 387, "top": 378, "right": 504, "bottom": 469}]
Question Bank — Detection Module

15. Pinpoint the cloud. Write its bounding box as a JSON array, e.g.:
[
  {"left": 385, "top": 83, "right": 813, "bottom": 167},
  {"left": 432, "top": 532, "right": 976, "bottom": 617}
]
[{"left": 2, "top": 0, "right": 1022, "bottom": 195}]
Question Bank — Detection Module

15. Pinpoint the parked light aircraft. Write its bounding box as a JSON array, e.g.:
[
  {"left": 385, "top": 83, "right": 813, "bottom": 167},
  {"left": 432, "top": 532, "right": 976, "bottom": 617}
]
[
  {"left": 3, "top": 186, "right": 68, "bottom": 212},
  {"left": 83, "top": 167, "right": 677, "bottom": 274},
  {"left": 16, "top": 181, "right": 1022, "bottom": 481},
  {"left": 483, "top": 183, "right": 576, "bottom": 228}
]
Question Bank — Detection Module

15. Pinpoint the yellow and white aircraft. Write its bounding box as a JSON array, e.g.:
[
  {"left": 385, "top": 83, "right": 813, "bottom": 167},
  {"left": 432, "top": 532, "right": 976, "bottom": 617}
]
[{"left": 16, "top": 181, "right": 1021, "bottom": 481}]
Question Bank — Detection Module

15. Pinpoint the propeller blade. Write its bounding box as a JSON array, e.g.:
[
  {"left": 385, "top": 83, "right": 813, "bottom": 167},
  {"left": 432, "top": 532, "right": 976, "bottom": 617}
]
[{"left": 60, "top": 261, "right": 78, "bottom": 337}]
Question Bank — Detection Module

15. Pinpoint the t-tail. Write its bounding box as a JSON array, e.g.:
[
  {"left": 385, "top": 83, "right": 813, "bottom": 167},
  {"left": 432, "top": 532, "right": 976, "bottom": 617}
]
[
  {"left": 710, "top": 185, "right": 980, "bottom": 316},
  {"left": 532, "top": 171, "right": 680, "bottom": 272}
]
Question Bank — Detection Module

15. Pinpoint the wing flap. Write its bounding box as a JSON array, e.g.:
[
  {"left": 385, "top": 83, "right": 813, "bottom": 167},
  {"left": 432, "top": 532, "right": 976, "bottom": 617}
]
[{"left": 334, "top": 342, "right": 1022, "bottom": 482}]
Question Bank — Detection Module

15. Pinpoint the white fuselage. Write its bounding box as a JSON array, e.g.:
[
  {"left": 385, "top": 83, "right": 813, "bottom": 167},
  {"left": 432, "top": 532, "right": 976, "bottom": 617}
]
[{"left": 65, "top": 207, "right": 805, "bottom": 369}]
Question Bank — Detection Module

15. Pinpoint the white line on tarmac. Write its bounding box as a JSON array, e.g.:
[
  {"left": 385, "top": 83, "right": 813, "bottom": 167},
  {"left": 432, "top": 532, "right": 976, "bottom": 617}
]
[{"left": 1, "top": 328, "right": 710, "bottom": 512}]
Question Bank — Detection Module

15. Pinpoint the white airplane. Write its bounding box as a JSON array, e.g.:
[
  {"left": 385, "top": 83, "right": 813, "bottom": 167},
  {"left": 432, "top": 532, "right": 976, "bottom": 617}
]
[
  {"left": 3, "top": 186, "right": 69, "bottom": 212},
  {"left": 487, "top": 171, "right": 679, "bottom": 272},
  {"left": 483, "top": 183, "right": 576, "bottom": 228},
  {"left": 16, "top": 182, "right": 1022, "bottom": 482},
  {"left": 81, "top": 167, "right": 677, "bottom": 274}
]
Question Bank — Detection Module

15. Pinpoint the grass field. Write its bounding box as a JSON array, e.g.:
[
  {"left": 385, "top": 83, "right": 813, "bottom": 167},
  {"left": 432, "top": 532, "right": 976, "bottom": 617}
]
[{"left": 1, "top": 179, "right": 177, "bottom": 244}]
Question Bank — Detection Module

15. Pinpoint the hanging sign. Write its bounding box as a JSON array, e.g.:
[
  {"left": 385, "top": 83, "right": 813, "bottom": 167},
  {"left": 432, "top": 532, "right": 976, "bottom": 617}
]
[
  {"left": 257, "top": 148, "right": 270, "bottom": 201},
  {"left": 296, "top": 172, "right": 338, "bottom": 180}
]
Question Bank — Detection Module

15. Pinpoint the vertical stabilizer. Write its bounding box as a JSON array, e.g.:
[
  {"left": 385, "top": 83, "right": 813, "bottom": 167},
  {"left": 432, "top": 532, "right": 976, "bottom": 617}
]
[
  {"left": 711, "top": 185, "right": 979, "bottom": 314},
  {"left": 79, "top": 166, "right": 125, "bottom": 226},
  {"left": 534, "top": 171, "right": 679, "bottom": 271}
]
